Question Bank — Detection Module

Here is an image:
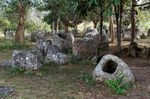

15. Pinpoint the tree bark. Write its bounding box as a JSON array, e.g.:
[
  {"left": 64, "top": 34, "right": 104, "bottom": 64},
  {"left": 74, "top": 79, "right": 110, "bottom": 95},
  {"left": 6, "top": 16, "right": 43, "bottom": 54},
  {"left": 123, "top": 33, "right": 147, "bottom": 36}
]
[
  {"left": 97, "top": 10, "right": 103, "bottom": 56},
  {"left": 15, "top": 1, "right": 25, "bottom": 43},
  {"left": 74, "top": 23, "right": 78, "bottom": 33},
  {"left": 109, "top": 16, "right": 115, "bottom": 43},
  {"left": 64, "top": 24, "right": 69, "bottom": 32},
  {"left": 114, "top": 5, "right": 120, "bottom": 53},
  {"left": 52, "top": 21, "right": 55, "bottom": 34},
  {"left": 131, "top": 0, "right": 136, "bottom": 44},
  {"left": 56, "top": 18, "right": 59, "bottom": 33},
  {"left": 118, "top": 0, "right": 123, "bottom": 52},
  {"left": 93, "top": 21, "right": 97, "bottom": 28}
]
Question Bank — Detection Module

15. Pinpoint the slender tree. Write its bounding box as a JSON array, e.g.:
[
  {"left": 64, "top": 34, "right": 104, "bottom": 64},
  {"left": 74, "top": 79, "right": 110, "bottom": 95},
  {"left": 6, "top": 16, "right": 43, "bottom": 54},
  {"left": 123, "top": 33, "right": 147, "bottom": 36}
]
[
  {"left": 0, "top": 0, "right": 43, "bottom": 43},
  {"left": 130, "top": 0, "right": 136, "bottom": 44}
]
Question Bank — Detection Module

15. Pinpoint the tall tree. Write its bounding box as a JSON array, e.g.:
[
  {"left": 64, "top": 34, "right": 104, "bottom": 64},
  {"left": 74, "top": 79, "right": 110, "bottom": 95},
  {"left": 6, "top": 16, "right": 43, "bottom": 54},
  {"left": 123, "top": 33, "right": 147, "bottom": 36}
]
[
  {"left": 0, "top": 0, "right": 43, "bottom": 43},
  {"left": 130, "top": 0, "right": 136, "bottom": 44},
  {"left": 113, "top": 0, "right": 123, "bottom": 53}
]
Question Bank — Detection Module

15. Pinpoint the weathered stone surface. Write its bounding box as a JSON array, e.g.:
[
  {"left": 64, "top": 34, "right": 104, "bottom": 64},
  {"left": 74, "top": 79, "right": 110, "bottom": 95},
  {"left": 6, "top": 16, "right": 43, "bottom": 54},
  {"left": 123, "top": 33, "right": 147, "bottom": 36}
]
[
  {"left": 51, "top": 33, "right": 74, "bottom": 53},
  {"left": 73, "top": 38, "right": 97, "bottom": 59},
  {"left": 91, "top": 56, "right": 98, "bottom": 65},
  {"left": 36, "top": 39, "right": 52, "bottom": 54},
  {"left": 0, "top": 86, "right": 14, "bottom": 97},
  {"left": 100, "top": 29, "right": 109, "bottom": 49},
  {"left": 51, "top": 34, "right": 66, "bottom": 51},
  {"left": 142, "top": 47, "right": 150, "bottom": 58},
  {"left": 45, "top": 52, "right": 68, "bottom": 64},
  {"left": 29, "top": 48, "right": 45, "bottom": 64},
  {"left": 85, "top": 29, "right": 99, "bottom": 37},
  {"left": 3, "top": 30, "right": 14, "bottom": 40},
  {"left": 45, "top": 45, "right": 68, "bottom": 64},
  {"left": 93, "top": 54, "right": 135, "bottom": 84},
  {"left": 140, "top": 33, "right": 147, "bottom": 39},
  {"left": 85, "top": 29, "right": 99, "bottom": 44},
  {"left": 0, "top": 60, "right": 12, "bottom": 67},
  {"left": 123, "top": 29, "right": 140, "bottom": 40},
  {"left": 12, "top": 50, "right": 42, "bottom": 70},
  {"left": 85, "top": 28, "right": 109, "bottom": 49},
  {"left": 31, "top": 31, "right": 49, "bottom": 42}
]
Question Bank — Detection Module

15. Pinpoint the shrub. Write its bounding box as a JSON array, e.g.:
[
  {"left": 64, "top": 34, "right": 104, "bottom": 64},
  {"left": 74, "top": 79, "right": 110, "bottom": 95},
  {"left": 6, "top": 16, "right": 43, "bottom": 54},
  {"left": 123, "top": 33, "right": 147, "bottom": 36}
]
[
  {"left": 79, "top": 72, "right": 96, "bottom": 86},
  {"left": 9, "top": 66, "right": 26, "bottom": 75},
  {"left": 105, "top": 73, "right": 134, "bottom": 94}
]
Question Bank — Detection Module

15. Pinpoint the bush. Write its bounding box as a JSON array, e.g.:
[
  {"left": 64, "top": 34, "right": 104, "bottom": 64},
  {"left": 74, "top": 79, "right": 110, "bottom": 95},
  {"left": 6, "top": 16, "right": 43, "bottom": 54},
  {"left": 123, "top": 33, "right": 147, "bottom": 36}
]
[
  {"left": 105, "top": 73, "right": 134, "bottom": 94},
  {"left": 7, "top": 66, "right": 34, "bottom": 77},
  {"left": 79, "top": 72, "right": 96, "bottom": 86},
  {"left": 68, "top": 55, "right": 93, "bottom": 65},
  {"left": 8, "top": 66, "right": 26, "bottom": 75}
]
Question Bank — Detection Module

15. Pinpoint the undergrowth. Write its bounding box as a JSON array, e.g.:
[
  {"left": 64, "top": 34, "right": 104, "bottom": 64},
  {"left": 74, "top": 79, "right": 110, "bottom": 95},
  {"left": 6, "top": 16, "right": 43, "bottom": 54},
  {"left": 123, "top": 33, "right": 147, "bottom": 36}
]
[
  {"left": 79, "top": 72, "right": 96, "bottom": 86},
  {"left": 0, "top": 42, "right": 29, "bottom": 51},
  {"left": 7, "top": 66, "right": 33, "bottom": 77},
  {"left": 105, "top": 73, "right": 134, "bottom": 94}
]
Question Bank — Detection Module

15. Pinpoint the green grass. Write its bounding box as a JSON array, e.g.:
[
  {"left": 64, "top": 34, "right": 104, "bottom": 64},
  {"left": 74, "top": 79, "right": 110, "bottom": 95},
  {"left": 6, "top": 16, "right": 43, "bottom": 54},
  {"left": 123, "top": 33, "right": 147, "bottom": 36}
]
[
  {"left": 0, "top": 64, "right": 98, "bottom": 98},
  {"left": 0, "top": 38, "right": 36, "bottom": 51},
  {"left": 79, "top": 72, "right": 96, "bottom": 86},
  {"left": 0, "top": 40, "right": 29, "bottom": 51},
  {"left": 105, "top": 73, "right": 134, "bottom": 95}
]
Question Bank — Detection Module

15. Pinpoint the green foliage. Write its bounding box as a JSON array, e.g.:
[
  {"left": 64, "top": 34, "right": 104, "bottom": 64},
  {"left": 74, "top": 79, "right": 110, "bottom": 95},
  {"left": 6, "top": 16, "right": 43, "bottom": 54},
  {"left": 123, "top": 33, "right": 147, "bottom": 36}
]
[
  {"left": 79, "top": 72, "right": 96, "bottom": 86},
  {"left": 7, "top": 66, "right": 34, "bottom": 77},
  {"left": 0, "top": 16, "right": 10, "bottom": 31},
  {"left": 0, "top": 0, "right": 44, "bottom": 32},
  {"left": 68, "top": 55, "right": 93, "bottom": 65},
  {"left": 105, "top": 73, "right": 134, "bottom": 94},
  {"left": 79, "top": 59, "right": 93, "bottom": 65},
  {"left": 25, "top": 20, "right": 37, "bottom": 33},
  {"left": 0, "top": 41, "right": 29, "bottom": 51},
  {"left": 137, "top": 9, "right": 150, "bottom": 32},
  {"left": 24, "top": 70, "right": 33, "bottom": 77},
  {"left": 9, "top": 66, "right": 26, "bottom": 75},
  {"left": 68, "top": 55, "right": 77, "bottom": 64}
]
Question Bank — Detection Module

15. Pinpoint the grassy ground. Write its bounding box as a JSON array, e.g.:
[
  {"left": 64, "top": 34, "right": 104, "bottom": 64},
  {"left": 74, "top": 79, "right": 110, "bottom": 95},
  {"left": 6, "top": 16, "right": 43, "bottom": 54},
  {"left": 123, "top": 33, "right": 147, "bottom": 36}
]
[{"left": 0, "top": 37, "right": 150, "bottom": 99}]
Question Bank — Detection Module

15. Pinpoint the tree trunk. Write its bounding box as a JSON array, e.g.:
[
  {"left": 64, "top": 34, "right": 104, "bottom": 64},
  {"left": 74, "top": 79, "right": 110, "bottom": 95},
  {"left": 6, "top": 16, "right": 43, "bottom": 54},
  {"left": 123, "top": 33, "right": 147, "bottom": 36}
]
[
  {"left": 97, "top": 10, "right": 103, "bottom": 55},
  {"left": 114, "top": 5, "right": 120, "bottom": 53},
  {"left": 56, "top": 18, "right": 59, "bottom": 33},
  {"left": 15, "top": 1, "right": 25, "bottom": 43},
  {"left": 93, "top": 21, "right": 97, "bottom": 28},
  {"left": 109, "top": 16, "right": 115, "bottom": 43},
  {"left": 131, "top": 0, "right": 136, "bottom": 44},
  {"left": 64, "top": 24, "right": 69, "bottom": 32},
  {"left": 52, "top": 21, "right": 55, "bottom": 34},
  {"left": 118, "top": 0, "right": 123, "bottom": 52},
  {"left": 74, "top": 23, "right": 78, "bottom": 33}
]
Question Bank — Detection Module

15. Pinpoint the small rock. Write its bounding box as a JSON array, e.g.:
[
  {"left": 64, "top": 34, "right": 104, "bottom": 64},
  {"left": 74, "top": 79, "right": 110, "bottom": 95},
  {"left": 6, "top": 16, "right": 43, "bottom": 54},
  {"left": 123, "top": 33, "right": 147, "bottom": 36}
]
[
  {"left": 3, "top": 30, "right": 14, "bottom": 40},
  {"left": 0, "top": 60, "right": 12, "bottom": 67},
  {"left": 91, "top": 56, "right": 98, "bottom": 65},
  {"left": 0, "top": 86, "right": 14, "bottom": 97}
]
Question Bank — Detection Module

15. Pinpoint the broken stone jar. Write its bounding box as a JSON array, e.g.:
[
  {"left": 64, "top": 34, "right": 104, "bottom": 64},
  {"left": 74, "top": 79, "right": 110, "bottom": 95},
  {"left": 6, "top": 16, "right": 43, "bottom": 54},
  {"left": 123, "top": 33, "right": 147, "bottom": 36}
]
[{"left": 93, "top": 54, "right": 135, "bottom": 84}]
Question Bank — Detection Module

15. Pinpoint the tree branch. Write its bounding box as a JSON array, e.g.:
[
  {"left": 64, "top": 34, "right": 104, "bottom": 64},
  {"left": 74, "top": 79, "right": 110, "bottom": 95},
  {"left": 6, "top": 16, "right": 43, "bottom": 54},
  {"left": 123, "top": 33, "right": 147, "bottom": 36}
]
[{"left": 134, "top": 2, "right": 150, "bottom": 7}]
